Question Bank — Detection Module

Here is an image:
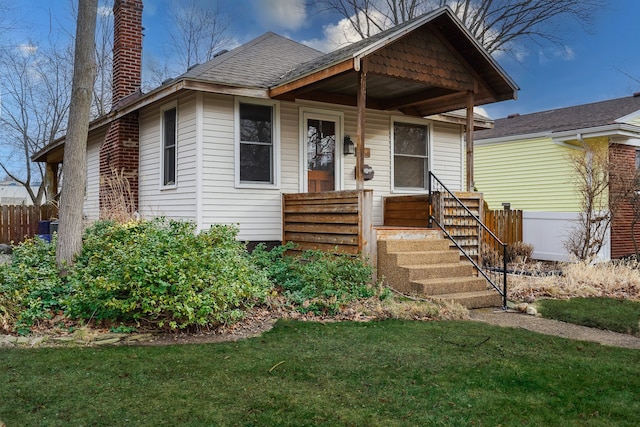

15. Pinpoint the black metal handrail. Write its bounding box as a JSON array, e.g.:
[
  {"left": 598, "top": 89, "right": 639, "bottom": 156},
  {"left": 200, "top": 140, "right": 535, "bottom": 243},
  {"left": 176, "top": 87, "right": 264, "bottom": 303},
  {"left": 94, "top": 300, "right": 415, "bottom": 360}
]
[{"left": 428, "top": 172, "right": 507, "bottom": 309}]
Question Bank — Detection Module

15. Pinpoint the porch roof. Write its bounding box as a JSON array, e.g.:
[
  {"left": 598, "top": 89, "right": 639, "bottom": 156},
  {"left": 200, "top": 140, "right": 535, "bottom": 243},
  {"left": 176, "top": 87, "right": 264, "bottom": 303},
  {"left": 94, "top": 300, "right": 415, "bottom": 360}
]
[{"left": 269, "top": 7, "right": 518, "bottom": 117}]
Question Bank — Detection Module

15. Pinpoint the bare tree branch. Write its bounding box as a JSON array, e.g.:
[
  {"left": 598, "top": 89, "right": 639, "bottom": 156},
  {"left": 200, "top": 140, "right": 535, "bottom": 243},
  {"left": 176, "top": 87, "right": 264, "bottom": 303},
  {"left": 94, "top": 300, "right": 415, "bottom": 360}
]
[
  {"left": 0, "top": 42, "right": 72, "bottom": 206},
  {"left": 168, "top": 0, "right": 230, "bottom": 71},
  {"left": 315, "top": 0, "right": 608, "bottom": 56}
]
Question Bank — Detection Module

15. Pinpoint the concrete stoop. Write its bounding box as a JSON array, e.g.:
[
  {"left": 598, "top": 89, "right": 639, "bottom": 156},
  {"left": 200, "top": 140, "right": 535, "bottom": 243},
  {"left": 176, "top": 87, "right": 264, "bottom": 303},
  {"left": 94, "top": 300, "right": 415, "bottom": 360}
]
[{"left": 377, "top": 229, "right": 502, "bottom": 309}]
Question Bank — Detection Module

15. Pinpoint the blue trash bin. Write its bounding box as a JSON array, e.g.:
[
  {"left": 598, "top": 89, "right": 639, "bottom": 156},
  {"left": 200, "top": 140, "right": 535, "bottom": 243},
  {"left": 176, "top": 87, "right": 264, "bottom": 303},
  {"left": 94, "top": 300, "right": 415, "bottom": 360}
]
[{"left": 37, "top": 221, "right": 51, "bottom": 235}]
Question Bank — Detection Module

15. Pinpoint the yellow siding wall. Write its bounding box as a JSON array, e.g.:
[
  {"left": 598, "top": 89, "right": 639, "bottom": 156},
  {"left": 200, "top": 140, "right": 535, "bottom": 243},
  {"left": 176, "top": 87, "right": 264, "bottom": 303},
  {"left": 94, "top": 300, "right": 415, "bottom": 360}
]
[{"left": 475, "top": 137, "right": 584, "bottom": 212}]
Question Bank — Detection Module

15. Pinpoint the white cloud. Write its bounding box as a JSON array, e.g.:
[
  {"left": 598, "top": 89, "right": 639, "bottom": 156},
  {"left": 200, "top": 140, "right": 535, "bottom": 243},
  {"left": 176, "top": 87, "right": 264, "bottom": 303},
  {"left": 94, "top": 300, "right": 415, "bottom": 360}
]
[
  {"left": 301, "top": 10, "right": 387, "bottom": 53},
  {"left": 538, "top": 45, "right": 575, "bottom": 65},
  {"left": 257, "top": 0, "right": 307, "bottom": 32},
  {"left": 97, "top": 5, "right": 113, "bottom": 17},
  {"left": 555, "top": 45, "right": 575, "bottom": 61},
  {"left": 474, "top": 106, "right": 490, "bottom": 119},
  {"left": 18, "top": 43, "right": 38, "bottom": 56}
]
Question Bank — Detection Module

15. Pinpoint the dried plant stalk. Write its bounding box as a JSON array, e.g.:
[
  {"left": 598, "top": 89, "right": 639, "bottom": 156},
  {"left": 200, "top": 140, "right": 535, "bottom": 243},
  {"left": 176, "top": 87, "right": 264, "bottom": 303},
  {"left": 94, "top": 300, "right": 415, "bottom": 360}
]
[{"left": 99, "top": 168, "right": 137, "bottom": 223}]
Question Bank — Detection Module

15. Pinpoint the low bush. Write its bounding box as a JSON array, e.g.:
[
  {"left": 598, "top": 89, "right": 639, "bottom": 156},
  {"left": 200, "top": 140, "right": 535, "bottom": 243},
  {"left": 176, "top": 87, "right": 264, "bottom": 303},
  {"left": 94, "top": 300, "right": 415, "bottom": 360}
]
[
  {"left": 250, "top": 243, "right": 375, "bottom": 315},
  {"left": 64, "top": 219, "right": 272, "bottom": 329},
  {"left": 0, "top": 236, "right": 70, "bottom": 334},
  {"left": 506, "top": 241, "right": 534, "bottom": 262}
]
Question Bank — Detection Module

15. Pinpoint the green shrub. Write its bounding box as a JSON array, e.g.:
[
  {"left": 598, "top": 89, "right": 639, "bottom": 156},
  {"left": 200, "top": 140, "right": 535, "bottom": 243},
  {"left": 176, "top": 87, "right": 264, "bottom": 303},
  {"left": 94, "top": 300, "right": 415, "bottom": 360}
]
[
  {"left": 0, "top": 237, "right": 69, "bottom": 334},
  {"left": 250, "top": 243, "right": 375, "bottom": 314},
  {"left": 65, "top": 219, "right": 271, "bottom": 329}
]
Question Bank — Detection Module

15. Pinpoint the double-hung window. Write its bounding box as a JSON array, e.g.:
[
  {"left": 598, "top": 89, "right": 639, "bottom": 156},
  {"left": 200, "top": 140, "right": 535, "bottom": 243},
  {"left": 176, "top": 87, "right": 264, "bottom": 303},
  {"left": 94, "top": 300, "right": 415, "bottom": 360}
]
[
  {"left": 237, "top": 100, "right": 278, "bottom": 186},
  {"left": 162, "top": 106, "right": 177, "bottom": 187},
  {"left": 393, "top": 121, "right": 429, "bottom": 191}
]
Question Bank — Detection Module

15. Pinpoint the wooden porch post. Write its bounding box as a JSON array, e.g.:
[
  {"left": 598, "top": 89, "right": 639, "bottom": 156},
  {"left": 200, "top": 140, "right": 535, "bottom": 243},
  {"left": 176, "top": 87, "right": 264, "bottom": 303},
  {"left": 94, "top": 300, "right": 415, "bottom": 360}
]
[
  {"left": 465, "top": 90, "right": 475, "bottom": 192},
  {"left": 356, "top": 59, "right": 367, "bottom": 190},
  {"left": 44, "top": 162, "right": 59, "bottom": 204}
]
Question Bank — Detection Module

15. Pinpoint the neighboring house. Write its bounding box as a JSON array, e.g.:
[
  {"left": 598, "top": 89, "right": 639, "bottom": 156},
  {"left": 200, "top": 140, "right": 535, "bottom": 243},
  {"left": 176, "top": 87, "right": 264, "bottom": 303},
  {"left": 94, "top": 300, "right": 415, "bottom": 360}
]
[
  {"left": 0, "top": 180, "right": 36, "bottom": 205},
  {"left": 33, "top": 1, "right": 516, "bottom": 254},
  {"left": 475, "top": 94, "right": 640, "bottom": 261}
]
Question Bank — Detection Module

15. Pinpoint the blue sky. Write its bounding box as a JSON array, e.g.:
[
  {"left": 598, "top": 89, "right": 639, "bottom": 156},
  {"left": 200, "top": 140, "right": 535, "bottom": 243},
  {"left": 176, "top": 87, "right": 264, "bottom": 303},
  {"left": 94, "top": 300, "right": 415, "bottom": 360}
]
[{"left": 8, "top": 0, "right": 640, "bottom": 119}]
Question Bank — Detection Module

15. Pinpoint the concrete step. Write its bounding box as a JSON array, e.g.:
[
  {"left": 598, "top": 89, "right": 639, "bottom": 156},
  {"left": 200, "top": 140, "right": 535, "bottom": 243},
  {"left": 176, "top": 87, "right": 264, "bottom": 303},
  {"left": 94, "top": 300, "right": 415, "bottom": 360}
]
[
  {"left": 402, "top": 262, "right": 476, "bottom": 281},
  {"left": 378, "top": 238, "right": 451, "bottom": 253},
  {"left": 381, "top": 250, "right": 460, "bottom": 266},
  {"left": 380, "top": 262, "right": 476, "bottom": 289},
  {"left": 411, "top": 276, "right": 488, "bottom": 296},
  {"left": 434, "top": 290, "right": 503, "bottom": 309}
]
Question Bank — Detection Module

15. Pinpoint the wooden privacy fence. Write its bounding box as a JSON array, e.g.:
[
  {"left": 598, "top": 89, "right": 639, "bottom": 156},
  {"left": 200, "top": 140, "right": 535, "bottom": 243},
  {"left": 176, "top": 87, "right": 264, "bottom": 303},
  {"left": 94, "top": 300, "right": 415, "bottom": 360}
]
[
  {"left": 0, "top": 205, "right": 58, "bottom": 245},
  {"left": 484, "top": 209, "right": 523, "bottom": 246},
  {"left": 282, "top": 190, "right": 373, "bottom": 259}
]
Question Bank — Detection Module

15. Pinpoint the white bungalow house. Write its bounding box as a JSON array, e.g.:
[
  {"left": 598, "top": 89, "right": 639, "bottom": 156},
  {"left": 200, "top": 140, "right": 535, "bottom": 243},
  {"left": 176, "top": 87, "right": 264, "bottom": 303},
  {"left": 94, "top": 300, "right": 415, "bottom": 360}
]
[{"left": 33, "top": 1, "right": 518, "bottom": 308}]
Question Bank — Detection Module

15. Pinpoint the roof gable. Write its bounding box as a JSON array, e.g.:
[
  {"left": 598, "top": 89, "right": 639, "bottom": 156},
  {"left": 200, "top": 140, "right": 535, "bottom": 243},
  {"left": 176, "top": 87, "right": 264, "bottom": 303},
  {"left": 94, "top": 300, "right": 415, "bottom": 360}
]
[{"left": 270, "top": 7, "right": 517, "bottom": 116}]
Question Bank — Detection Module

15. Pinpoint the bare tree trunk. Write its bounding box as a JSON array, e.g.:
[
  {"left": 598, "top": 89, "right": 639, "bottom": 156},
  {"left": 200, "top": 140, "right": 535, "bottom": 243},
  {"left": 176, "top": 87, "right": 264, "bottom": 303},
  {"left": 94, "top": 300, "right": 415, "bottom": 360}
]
[{"left": 56, "top": 0, "right": 98, "bottom": 267}]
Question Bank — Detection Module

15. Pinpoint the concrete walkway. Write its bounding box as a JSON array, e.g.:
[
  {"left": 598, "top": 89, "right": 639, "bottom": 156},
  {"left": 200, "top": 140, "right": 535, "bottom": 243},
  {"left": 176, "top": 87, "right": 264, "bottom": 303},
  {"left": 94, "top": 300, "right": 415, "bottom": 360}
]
[{"left": 469, "top": 308, "right": 640, "bottom": 350}]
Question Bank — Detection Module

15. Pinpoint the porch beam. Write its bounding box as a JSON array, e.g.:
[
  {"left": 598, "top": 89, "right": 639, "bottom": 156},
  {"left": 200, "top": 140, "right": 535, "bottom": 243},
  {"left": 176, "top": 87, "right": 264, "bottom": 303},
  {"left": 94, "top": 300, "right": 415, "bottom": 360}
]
[
  {"left": 356, "top": 59, "right": 367, "bottom": 190},
  {"left": 44, "top": 162, "right": 59, "bottom": 204},
  {"left": 269, "top": 59, "right": 354, "bottom": 98},
  {"left": 378, "top": 86, "right": 456, "bottom": 110},
  {"left": 465, "top": 90, "right": 475, "bottom": 192}
]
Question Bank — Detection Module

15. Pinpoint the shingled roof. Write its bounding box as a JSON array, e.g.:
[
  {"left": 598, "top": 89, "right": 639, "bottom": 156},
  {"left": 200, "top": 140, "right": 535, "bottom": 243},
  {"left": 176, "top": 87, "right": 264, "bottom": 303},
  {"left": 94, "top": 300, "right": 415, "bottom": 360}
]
[
  {"left": 178, "top": 32, "right": 323, "bottom": 88},
  {"left": 476, "top": 94, "right": 640, "bottom": 141}
]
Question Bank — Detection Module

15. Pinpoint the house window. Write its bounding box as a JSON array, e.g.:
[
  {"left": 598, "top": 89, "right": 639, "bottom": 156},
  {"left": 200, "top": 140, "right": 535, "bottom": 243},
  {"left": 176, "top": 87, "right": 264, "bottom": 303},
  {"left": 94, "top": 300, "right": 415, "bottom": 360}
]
[
  {"left": 635, "top": 149, "right": 640, "bottom": 170},
  {"left": 393, "top": 121, "right": 429, "bottom": 190},
  {"left": 162, "top": 106, "right": 177, "bottom": 187},
  {"left": 237, "top": 101, "right": 278, "bottom": 185}
]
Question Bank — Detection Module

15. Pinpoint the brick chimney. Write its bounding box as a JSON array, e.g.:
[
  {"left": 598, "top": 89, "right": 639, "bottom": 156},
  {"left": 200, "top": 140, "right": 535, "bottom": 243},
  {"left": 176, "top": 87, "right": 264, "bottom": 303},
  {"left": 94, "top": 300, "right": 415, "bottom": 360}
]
[
  {"left": 112, "top": 0, "right": 143, "bottom": 106},
  {"left": 99, "top": 0, "right": 143, "bottom": 215}
]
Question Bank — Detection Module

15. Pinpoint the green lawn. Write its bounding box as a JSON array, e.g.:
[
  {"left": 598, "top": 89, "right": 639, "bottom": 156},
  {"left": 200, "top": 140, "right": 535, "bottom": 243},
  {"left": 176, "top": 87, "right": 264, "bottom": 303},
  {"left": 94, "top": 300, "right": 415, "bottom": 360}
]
[
  {"left": 2, "top": 319, "right": 639, "bottom": 426},
  {"left": 538, "top": 297, "right": 640, "bottom": 335}
]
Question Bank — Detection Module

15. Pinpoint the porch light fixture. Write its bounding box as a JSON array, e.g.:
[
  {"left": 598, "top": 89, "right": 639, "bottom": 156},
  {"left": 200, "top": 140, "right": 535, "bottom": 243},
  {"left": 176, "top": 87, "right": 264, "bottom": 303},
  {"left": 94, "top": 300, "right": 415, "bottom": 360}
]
[{"left": 343, "top": 135, "right": 355, "bottom": 155}]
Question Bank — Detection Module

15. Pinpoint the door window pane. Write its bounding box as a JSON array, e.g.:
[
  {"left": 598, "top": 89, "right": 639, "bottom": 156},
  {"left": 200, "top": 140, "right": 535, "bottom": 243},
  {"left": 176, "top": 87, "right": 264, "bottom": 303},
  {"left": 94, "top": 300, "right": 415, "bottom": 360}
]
[{"left": 307, "top": 118, "right": 336, "bottom": 192}]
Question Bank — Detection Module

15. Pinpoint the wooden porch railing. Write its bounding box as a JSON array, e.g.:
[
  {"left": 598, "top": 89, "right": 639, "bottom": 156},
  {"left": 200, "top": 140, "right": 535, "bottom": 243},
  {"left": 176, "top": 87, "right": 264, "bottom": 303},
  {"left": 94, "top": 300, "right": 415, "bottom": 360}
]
[
  {"left": 282, "top": 190, "right": 373, "bottom": 258},
  {"left": 0, "top": 204, "right": 58, "bottom": 245},
  {"left": 382, "top": 194, "right": 430, "bottom": 227}
]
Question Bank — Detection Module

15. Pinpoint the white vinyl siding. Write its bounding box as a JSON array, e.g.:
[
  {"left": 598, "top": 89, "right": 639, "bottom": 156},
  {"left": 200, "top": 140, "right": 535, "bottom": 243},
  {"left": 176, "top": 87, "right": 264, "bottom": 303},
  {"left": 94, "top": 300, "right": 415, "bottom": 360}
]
[
  {"left": 431, "top": 122, "right": 463, "bottom": 191},
  {"left": 199, "top": 94, "right": 286, "bottom": 240},
  {"left": 83, "top": 130, "right": 105, "bottom": 219},
  {"left": 134, "top": 94, "right": 467, "bottom": 241},
  {"left": 138, "top": 94, "right": 197, "bottom": 220}
]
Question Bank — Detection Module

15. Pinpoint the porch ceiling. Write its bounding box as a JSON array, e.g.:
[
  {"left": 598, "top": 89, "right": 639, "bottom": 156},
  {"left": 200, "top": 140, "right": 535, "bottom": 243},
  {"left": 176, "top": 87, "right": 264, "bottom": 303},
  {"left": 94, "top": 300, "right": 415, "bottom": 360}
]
[{"left": 272, "top": 69, "right": 483, "bottom": 117}]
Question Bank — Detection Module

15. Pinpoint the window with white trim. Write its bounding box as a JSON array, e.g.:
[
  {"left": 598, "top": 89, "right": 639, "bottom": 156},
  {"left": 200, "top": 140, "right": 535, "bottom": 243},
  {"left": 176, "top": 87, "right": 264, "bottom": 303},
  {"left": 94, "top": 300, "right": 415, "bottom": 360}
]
[
  {"left": 161, "top": 106, "right": 177, "bottom": 187},
  {"left": 393, "top": 121, "right": 429, "bottom": 190},
  {"left": 237, "top": 101, "right": 278, "bottom": 185}
]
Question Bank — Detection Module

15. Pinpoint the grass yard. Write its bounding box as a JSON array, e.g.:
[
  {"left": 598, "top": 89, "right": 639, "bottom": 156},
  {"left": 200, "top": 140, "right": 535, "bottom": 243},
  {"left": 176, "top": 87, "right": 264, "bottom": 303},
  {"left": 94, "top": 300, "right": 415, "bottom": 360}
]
[
  {"left": 2, "top": 319, "right": 639, "bottom": 426},
  {"left": 538, "top": 297, "right": 640, "bottom": 336}
]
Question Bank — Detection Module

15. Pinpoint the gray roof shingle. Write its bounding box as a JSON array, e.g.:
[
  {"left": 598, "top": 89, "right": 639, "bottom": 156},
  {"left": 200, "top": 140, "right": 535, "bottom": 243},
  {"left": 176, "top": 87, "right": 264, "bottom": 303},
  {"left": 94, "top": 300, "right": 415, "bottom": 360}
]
[
  {"left": 476, "top": 95, "right": 640, "bottom": 140},
  {"left": 178, "top": 32, "right": 324, "bottom": 88}
]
